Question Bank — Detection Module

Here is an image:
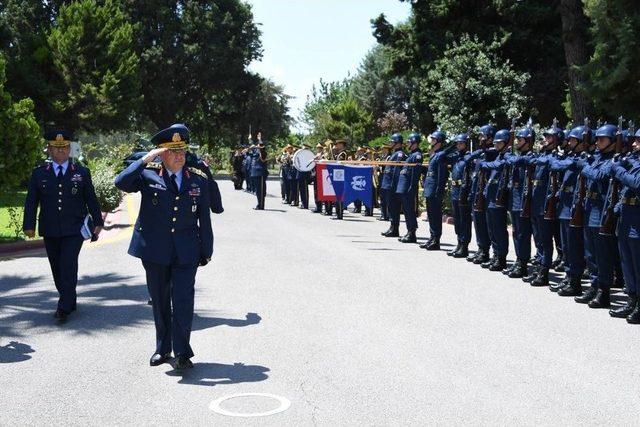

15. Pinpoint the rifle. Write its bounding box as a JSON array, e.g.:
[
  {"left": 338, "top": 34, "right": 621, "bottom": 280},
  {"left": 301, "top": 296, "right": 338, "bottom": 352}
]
[
  {"left": 495, "top": 118, "right": 517, "bottom": 208},
  {"left": 458, "top": 129, "right": 473, "bottom": 206},
  {"left": 570, "top": 118, "right": 591, "bottom": 227},
  {"left": 599, "top": 116, "right": 625, "bottom": 235},
  {"left": 520, "top": 162, "right": 534, "bottom": 219}
]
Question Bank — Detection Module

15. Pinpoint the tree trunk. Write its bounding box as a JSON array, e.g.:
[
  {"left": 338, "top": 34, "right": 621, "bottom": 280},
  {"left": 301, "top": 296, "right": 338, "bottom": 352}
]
[{"left": 559, "top": 0, "right": 594, "bottom": 123}]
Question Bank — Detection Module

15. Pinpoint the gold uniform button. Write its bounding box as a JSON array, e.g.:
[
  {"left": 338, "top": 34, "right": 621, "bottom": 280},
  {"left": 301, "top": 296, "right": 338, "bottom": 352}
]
[
  {"left": 175, "top": 196, "right": 180, "bottom": 200},
  {"left": 174, "top": 207, "right": 178, "bottom": 211},
  {"left": 58, "top": 184, "right": 62, "bottom": 188},
  {"left": 171, "top": 228, "right": 175, "bottom": 233},
  {"left": 172, "top": 218, "right": 176, "bottom": 222}
]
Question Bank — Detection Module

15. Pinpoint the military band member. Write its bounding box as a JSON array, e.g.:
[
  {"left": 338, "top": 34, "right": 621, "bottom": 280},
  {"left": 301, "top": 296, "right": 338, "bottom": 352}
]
[
  {"left": 23, "top": 130, "right": 104, "bottom": 321},
  {"left": 381, "top": 134, "right": 405, "bottom": 237},
  {"left": 312, "top": 143, "right": 324, "bottom": 213},
  {"left": 419, "top": 130, "right": 455, "bottom": 250},
  {"left": 352, "top": 146, "right": 367, "bottom": 213},
  {"left": 276, "top": 146, "right": 289, "bottom": 203},
  {"left": 466, "top": 125, "right": 497, "bottom": 263},
  {"left": 332, "top": 139, "right": 348, "bottom": 220},
  {"left": 296, "top": 144, "right": 311, "bottom": 209},
  {"left": 447, "top": 133, "right": 472, "bottom": 258},
  {"left": 609, "top": 128, "right": 640, "bottom": 322},
  {"left": 396, "top": 133, "right": 424, "bottom": 243},
  {"left": 251, "top": 134, "right": 269, "bottom": 210},
  {"left": 363, "top": 148, "right": 375, "bottom": 216},
  {"left": 231, "top": 147, "right": 244, "bottom": 190},
  {"left": 243, "top": 146, "right": 254, "bottom": 193},
  {"left": 114, "top": 124, "right": 213, "bottom": 369}
]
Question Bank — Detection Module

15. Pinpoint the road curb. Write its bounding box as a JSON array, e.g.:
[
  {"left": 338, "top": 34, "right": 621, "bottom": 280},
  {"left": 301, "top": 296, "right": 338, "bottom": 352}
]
[{"left": 0, "top": 239, "right": 45, "bottom": 256}]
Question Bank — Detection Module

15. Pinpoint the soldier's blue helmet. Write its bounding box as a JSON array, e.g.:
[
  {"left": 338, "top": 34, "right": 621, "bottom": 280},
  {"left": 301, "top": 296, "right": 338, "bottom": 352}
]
[
  {"left": 595, "top": 124, "right": 617, "bottom": 140},
  {"left": 429, "top": 130, "right": 446, "bottom": 144},
  {"left": 493, "top": 129, "right": 510, "bottom": 143},
  {"left": 516, "top": 126, "right": 535, "bottom": 141},
  {"left": 478, "top": 124, "right": 497, "bottom": 139},
  {"left": 390, "top": 133, "right": 403, "bottom": 144},
  {"left": 568, "top": 126, "right": 585, "bottom": 141},
  {"left": 543, "top": 123, "right": 563, "bottom": 140},
  {"left": 622, "top": 129, "right": 631, "bottom": 146},
  {"left": 408, "top": 133, "right": 421, "bottom": 144},
  {"left": 454, "top": 133, "right": 469, "bottom": 143}
]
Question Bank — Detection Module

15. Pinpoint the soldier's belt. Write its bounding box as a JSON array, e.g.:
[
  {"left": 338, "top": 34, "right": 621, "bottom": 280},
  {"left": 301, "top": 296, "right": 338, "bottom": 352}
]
[
  {"left": 586, "top": 191, "right": 599, "bottom": 200},
  {"left": 561, "top": 185, "right": 574, "bottom": 193},
  {"left": 400, "top": 170, "right": 409, "bottom": 174},
  {"left": 621, "top": 197, "right": 638, "bottom": 206},
  {"left": 426, "top": 172, "right": 435, "bottom": 177}
]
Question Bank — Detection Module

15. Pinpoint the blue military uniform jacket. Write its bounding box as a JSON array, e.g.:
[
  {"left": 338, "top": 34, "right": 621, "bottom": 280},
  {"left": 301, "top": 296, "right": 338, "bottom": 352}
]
[
  {"left": 466, "top": 148, "right": 498, "bottom": 205},
  {"left": 613, "top": 153, "right": 640, "bottom": 239},
  {"left": 550, "top": 153, "right": 589, "bottom": 220},
  {"left": 23, "top": 161, "right": 104, "bottom": 237},
  {"left": 380, "top": 149, "right": 405, "bottom": 190},
  {"left": 504, "top": 151, "right": 534, "bottom": 212},
  {"left": 582, "top": 151, "right": 614, "bottom": 228},
  {"left": 449, "top": 151, "right": 468, "bottom": 202},
  {"left": 423, "top": 146, "right": 455, "bottom": 199},
  {"left": 114, "top": 159, "right": 213, "bottom": 266},
  {"left": 250, "top": 149, "right": 268, "bottom": 178},
  {"left": 396, "top": 149, "right": 424, "bottom": 194},
  {"left": 481, "top": 152, "right": 508, "bottom": 208},
  {"left": 529, "top": 151, "right": 557, "bottom": 217}
]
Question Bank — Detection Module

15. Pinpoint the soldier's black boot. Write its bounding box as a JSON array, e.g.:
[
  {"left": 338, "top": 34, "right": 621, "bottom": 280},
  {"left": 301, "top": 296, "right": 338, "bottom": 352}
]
[
  {"left": 554, "top": 261, "right": 565, "bottom": 273},
  {"left": 610, "top": 294, "right": 637, "bottom": 318},
  {"left": 474, "top": 249, "right": 490, "bottom": 264},
  {"left": 419, "top": 238, "right": 432, "bottom": 249},
  {"left": 481, "top": 254, "right": 496, "bottom": 269},
  {"left": 522, "top": 265, "right": 539, "bottom": 283},
  {"left": 558, "top": 277, "right": 582, "bottom": 297},
  {"left": 549, "top": 275, "right": 569, "bottom": 292},
  {"left": 551, "top": 253, "right": 562, "bottom": 270},
  {"left": 575, "top": 284, "right": 598, "bottom": 304},
  {"left": 530, "top": 268, "right": 549, "bottom": 287},
  {"left": 466, "top": 250, "right": 479, "bottom": 262},
  {"left": 588, "top": 287, "right": 611, "bottom": 308},
  {"left": 381, "top": 224, "right": 399, "bottom": 237},
  {"left": 425, "top": 239, "right": 440, "bottom": 251},
  {"left": 627, "top": 303, "right": 640, "bottom": 324},
  {"left": 489, "top": 256, "right": 507, "bottom": 272},
  {"left": 507, "top": 260, "right": 526, "bottom": 278},
  {"left": 399, "top": 230, "right": 417, "bottom": 243},
  {"left": 453, "top": 244, "right": 469, "bottom": 258},
  {"left": 502, "top": 262, "right": 516, "bottom": 275},
  {"left": 447, "top": 244, "right": 461, "bottom": 256}
]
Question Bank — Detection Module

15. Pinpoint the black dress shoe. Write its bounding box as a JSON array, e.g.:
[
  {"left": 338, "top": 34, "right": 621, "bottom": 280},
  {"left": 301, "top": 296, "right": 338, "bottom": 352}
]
[
  {"left": 447, "top": 244, "right": 461, "bottom": 257},
  {"left": 473, "top": 251, "right": 489, "bottom": 264},
  {"left": 54, "top": 309, "right": 68, "bottom": 321},
  {"left": 530, "top": 268, "right": 549, "bottom": 287},
  {"left": 481, "top": 256, "right": 496, "bottom": 269},
  {"left": 588, "top": 288, "right": 610, "bottom": 308},
  {"left": 150, "top": 352, "right": 171, "bottom": 366},
  {"left": 549, "top": 278, "right": 567, "bottom": 292},
  {"left": 398, "top": 231, "right": 417, "bottom": 243},
  {"left": 419, "top": 238, "right": 432, "bottom": 249},
  {"left": 466, "top": 251, "right": 479, "bottom": 262},
  {"left": 627, "top": 304, "right": 640, "bottom": 324},
  {"left": 174, "top": 355, "right": 193, "bottom": 370},
  {"left": 381, "top": 226, "right": 399, "bottom": 237},
  {"left": 488, "top": 257, "right": 507, "bottom": 272},
  {"left": 425, "top": 240, "right": 440, "bottom": 251},
  {"left": 508, "top": 262, "right": 528, "bottom": 279},
  {"left": 452, "top": 245, "right": 469, "bottom": 258},
  {"left": 610, "top": 295, "right": 637, "bottom": 318},
  {"left": 558, "top": 277, "right": 582, "bottom": 297},
  {"left": 575, "top": 285, "right": 598, "bottom": 304}
]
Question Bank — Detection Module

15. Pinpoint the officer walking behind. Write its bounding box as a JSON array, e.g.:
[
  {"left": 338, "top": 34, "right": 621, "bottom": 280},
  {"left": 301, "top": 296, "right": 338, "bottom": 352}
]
[
  {"left": 114, "top": 124, "right": 213, "bottom": 370},
  {"left": 609, "top": 127, "right": 640, "bottom": 323},
  {"left": 251, "top": 134, "right": 269, "bottom": 210},
  {"left": 396, "top": 133, "right": 424, "bottom": 243},
  {"left": 420, "top": 130, "right": 455, "bottom": 250},
  {"left": 381, "top": 133, "right": 405, "bottom": 237},
  {"left": 447, "top": 133, "right": 472, "bottom": 258},
  {"left": 23, "top": 130, "right": 103, "bottom": 321}
]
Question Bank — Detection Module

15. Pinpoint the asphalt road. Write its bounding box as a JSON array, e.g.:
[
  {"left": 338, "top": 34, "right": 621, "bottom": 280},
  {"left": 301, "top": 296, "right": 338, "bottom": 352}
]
[{"left": 1, "top": 180, "right": 640, "bottom": 426}]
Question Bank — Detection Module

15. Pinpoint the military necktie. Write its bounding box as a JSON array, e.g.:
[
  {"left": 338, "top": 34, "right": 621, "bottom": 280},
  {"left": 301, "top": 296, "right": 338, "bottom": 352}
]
[
  {"left": 57, "top": 165, "right": 64, "bottom": 180},
  {"left": 170, "top": 174, "right": 179, "bottom": 193}
]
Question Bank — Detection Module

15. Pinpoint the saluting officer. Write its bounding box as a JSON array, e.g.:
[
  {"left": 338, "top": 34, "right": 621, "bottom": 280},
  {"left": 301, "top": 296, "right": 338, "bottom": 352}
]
[
  {"left": 420, "top": 130, "right": 455, "bottom": 250},
  {"left": 448, "top": 133, "right": 472, "bottom": 258},
  {"left": 381, "top": 134, "right": 405, "bottom": 237},
  {"left": 396, "top": 133, "right": 424, "bottom": 243},
  {"left": 23, "top": 130, "right": 104, "bottom": 321},
  {"left": 114, "top": 124, "right": 213, "bottom": 369},
  {"left": 609, "top": 128, "right": 640, "bottom": 323}
]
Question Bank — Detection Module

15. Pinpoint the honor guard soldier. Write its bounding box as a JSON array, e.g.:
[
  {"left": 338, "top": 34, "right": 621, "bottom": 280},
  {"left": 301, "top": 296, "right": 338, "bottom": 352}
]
[
  {"left": 420, "top": 129, "right": 455, "bottom": 250},
  {"left": 396, "top": 133, "right": 424, "bottom": 243},
  {"left": 609, "top": 127, "right": 640, "bottom": 322},
  {"left": 479, "top": 128, "right": 513, "bottom": 271},
  {"left": 466, "top": 124, "right": 498, "bottom": 263},
  {"left": 502, "top": 125, "right": 536, "bottom": 278},
  {"left": 552, "top": 125, "right": 592, "bottom": 295},
  {"left": 447, "top": 133, "right": 472, "bottom": 258},
  {"left": 251, "top": 133, "right": 269, "bottom": 210},
  {"left": 332, "top": 139, "right": 348, "bottom": 220},
  {"left": 23, "top": 130, "right": 104, "bottom": 321},
  {"left": 114, "top": 123, "right": 213, "bottom": 370},
  {"left": 574, "top": 123, "right": 619, "bottom": 308},
  {"left": 381, "top": 133, "right": 405, "bottom": 237},
  {"left": 377, "top": 142, "right": 393, "bottom": 221}
]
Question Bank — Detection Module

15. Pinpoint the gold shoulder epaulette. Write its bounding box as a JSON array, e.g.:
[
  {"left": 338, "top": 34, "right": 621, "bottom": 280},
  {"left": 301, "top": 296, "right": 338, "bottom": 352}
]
[
  {"left": 188, "top": 167, "right": 208, "bottom": 179},
  {"left": 146, "top": 162, "right": 162, "bottom": 169}
]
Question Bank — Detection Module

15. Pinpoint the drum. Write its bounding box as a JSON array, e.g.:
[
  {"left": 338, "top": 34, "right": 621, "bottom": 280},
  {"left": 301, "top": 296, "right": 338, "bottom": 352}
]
[{"left": 292, "top": 148, "right": 316, "bottom": 172}]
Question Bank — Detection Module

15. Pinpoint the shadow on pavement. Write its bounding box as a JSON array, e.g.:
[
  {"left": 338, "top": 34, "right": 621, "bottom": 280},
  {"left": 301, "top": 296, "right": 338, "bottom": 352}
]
[
  {"left": 192, "top": 312, "right": 261, "bottom": 332},
  {"left": 0, "top": 340, "right": 35, "bottom": 363},
  {"left": 166, "top": 361, "right": 270, "bottom": 387}
]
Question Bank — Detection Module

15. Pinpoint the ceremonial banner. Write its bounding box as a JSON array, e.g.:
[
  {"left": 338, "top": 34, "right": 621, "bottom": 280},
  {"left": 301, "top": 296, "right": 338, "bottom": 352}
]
[{"left": 316, "top": 164, "right": 374, "bottom": 207}]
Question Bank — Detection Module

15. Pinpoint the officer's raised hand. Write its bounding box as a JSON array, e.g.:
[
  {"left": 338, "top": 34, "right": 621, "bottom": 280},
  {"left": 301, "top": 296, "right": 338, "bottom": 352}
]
[{"left": 142, "top": 147, "right": 167, "bottom": 164}]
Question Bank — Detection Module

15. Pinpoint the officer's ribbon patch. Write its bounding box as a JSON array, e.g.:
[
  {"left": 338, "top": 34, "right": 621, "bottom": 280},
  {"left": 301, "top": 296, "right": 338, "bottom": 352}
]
[
  {"left": 188, "top": 188, "right": 201, "bottom": 197},
  {"left": 71, "top": 174, "right": 83, "bottom": 182}
]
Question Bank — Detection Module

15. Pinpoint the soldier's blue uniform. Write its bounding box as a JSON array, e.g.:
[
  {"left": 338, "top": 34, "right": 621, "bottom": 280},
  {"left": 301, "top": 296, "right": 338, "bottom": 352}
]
[
  {"left": 421, "top": 130, "right": 454, "bottom": 250},
  {"left": 114, "top": 124, "right": 213, "bottom": 364},
  {"left": 23, "top": 130, "right": 104, "bottom": 317},
  {"left": 243, "top": 151, "right": 253, "bottom": 193},
  {"left": 251, "top": 144, "right": 269, "bottom": 210},
  {"left": 574, "top": 124, "right": 619, "bottom": 308},
  {"left": 381, "top": 134, "right": 405, "bottom": 237},
  {"left": 448, "top": 134, "right": 472, "bottom": 257},
  {"left": 296, "top": 167, "right": 310, "bottom": 209},
  {"left": 610, "top": 134, "right": 640, "bottom": 322},
  {"left": 396, "top": 133, "right": 424, "bottom": 243},
  {"left": 186, "top": 151, "right": 223, "bottom": 214},
  {"left": 377, "top": 148, "right": 392, "bottom": 221},
  {"left": 466, "top": 124, "right": 497, "bottom": 263}
]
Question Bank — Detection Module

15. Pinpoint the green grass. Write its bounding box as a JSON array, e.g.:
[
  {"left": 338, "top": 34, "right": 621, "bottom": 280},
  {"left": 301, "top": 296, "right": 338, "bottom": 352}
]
[{"left": 0, "top": 190, "right": 27, "bottom": 242}]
